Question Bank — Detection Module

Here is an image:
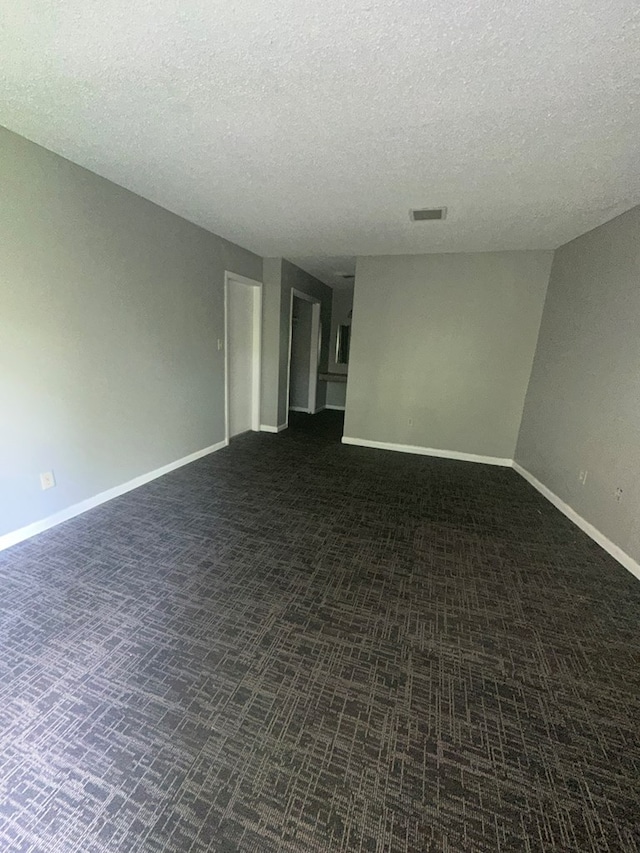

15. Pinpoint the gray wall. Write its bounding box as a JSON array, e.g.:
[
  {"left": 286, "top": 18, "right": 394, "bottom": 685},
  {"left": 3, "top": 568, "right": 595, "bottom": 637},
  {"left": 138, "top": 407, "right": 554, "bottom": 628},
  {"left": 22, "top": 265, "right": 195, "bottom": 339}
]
[
  {"left": 289, "top": 298, "right": 313, "bottom": 410},
  {"left": 326, "top": 382, "right": 347, "bottom": 409},
  {"left": 0, "top": 127, "right": 262, "bottom": 537},
  {"left": 260, "top": 257, "right": 284, "bottom": 427},
  {"left": 280, "top": 260, "right": 333, "bottom": 421},
  {"left": 516, "top": 205, "right": 640, "bottom": 563},
  {"left": 344, "top": 251, "right": 553, "bottom": 458},
  {"left": 326, "top": 286, "right": 353, "bottom": 409},
  {"left": 260, "top": 258, "right": 333, "bottom": 427},
  {"left": 328, "top": 286, "right": 354, "bottom": 375}
]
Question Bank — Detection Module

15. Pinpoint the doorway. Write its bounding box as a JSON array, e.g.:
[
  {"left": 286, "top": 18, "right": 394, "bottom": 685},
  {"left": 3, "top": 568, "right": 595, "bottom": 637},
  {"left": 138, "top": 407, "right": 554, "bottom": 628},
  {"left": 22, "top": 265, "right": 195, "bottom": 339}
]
[
  {"left": 286, "top": 290, "right": 321, "bottom": 420},
  {"left": 225, "top": 272, "right": 262, "bottom": 441}
]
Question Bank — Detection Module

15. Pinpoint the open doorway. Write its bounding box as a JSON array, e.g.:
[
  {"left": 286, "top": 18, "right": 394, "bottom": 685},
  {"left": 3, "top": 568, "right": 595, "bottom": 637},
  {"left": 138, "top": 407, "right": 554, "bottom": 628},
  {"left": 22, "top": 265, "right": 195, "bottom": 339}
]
[
  {"left": 224, "top": 272, "right": 262, "bottom": 441},
  {"left": 286, "top": 289, "right": 321, "bottom": 420}
]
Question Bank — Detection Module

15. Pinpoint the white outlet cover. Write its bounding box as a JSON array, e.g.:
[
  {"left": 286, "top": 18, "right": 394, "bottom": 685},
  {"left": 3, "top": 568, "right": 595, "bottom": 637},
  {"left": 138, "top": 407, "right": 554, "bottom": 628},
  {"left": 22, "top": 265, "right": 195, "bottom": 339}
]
[{"left": 40, "top": 471, "right": 56, "bottom": 490}]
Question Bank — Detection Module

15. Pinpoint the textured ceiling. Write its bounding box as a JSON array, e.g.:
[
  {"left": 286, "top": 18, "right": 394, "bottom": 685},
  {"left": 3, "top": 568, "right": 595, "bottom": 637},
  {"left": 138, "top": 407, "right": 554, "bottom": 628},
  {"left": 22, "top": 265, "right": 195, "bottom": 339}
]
[
  {"left": 290, "top": 257, "right": 356, "bottom": 290},
  {"left": 2, "top": 0, "right": 640, "bottom": 285}
]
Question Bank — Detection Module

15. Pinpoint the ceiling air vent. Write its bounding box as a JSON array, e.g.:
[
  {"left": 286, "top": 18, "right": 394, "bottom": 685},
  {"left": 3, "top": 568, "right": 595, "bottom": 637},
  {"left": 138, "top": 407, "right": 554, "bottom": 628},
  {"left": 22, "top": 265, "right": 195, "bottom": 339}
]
[{"left": 410, "top": 207, "right": 447, "bottom": 221}]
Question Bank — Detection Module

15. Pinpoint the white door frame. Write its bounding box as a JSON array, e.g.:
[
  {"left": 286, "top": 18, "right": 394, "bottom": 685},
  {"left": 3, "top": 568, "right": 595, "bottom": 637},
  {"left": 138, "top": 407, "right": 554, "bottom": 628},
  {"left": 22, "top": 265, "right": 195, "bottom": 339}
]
[
  {"left": 224, "top": 271, "right": 263, "bottom": 443},
  {"left": 286, "top": 289, "right": 321, "bottom": 423}
]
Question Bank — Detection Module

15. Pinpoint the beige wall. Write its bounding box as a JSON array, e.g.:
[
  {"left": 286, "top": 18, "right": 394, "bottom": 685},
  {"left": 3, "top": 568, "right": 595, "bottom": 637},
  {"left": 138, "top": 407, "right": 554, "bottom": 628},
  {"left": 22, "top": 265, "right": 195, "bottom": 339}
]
[
  {"left": 516, "top": 205, "right": 640, "bottom": 564},
  {"left": 345, "top": 251, "right": 553, "bottom": 459},
  {"left": 0, "top": 127, "right": 262, "bottom": 538}
]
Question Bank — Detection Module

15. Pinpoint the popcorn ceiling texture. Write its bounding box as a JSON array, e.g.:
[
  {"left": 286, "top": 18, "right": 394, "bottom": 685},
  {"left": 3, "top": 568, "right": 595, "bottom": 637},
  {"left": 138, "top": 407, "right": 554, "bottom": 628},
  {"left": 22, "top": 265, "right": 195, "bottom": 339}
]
[{"left": 1, "top": 0, "right": 639, "bottom": 268}]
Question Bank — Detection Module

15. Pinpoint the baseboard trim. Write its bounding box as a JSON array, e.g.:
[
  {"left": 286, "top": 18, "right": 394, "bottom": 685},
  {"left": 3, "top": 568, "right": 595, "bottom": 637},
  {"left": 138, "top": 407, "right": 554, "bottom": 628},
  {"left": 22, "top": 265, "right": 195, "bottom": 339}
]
[
  {"left": 341, "top": 436, "right": 512, "bottom": 467},
  {"left": 0, "top": 440, "right": 228, "bottom": 554},
  {"left": 513, "top": 462, "right": 640, "bottom": 582},
  {"left": 288, "top": 406, "right": 310, "bottom": 413},
  {"left": 325, "top": 405, "right": 346, "bottom": 411},
  {"left": 260, "top": 424, "right": 288, "bottom": 433}
]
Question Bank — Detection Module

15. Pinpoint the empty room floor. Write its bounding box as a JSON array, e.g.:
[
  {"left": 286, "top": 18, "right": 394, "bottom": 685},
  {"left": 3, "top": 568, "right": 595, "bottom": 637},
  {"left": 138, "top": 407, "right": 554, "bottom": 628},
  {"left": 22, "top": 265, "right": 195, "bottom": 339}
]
[{"left": 1, "top": 411, "right": 639, "bottom": 852}]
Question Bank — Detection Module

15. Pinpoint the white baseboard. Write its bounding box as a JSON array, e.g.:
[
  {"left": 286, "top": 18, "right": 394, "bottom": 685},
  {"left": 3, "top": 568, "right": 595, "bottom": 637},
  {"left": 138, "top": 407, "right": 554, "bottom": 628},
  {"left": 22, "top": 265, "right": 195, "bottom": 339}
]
[
  {"left": 513, "top": 463, "right": 640, "bottom": 582},
  {"left": 0, "top": 439, "right": 228, "bottom": 554},
  {"left": 325, "top": 405, "right": 346, "bottom": 411},
  {"left": 341, "top": 436, "right": 512, "bottom": 467},
  {"left": 312, "top": 406, "right": 325, "bottom": 414},
  {"left": 288, "top": 406, "right": 310, "bottom": 413},
  {"left": 260, "top": 423, "right": 288, "bottom": 433}
]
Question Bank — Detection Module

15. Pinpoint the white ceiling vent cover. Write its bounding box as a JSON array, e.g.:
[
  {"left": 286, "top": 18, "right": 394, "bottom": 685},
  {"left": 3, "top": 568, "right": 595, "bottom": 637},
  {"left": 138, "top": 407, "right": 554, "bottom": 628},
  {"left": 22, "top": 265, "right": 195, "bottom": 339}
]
[{"left": 410, "top": 207, "right": 447, "bottom": 221}]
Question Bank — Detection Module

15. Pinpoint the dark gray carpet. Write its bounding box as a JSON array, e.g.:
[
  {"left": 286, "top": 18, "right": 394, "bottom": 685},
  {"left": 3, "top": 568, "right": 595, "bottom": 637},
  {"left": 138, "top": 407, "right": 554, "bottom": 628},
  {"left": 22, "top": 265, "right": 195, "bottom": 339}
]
[{"left": 1, "top": 411, "right": 639, "bottom": 852}]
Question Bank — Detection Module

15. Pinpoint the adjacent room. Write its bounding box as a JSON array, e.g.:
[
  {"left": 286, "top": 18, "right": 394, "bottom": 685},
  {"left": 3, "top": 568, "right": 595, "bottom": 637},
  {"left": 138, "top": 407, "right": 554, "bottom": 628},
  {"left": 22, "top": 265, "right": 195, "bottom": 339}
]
[{"left": 1, "top": 1, "right": 639, "bottom": 851}]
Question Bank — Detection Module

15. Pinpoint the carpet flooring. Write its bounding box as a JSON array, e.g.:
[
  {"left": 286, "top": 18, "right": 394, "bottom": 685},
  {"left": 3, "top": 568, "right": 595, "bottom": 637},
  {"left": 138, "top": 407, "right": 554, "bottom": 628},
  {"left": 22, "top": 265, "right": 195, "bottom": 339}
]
[{"left": 0, "top": 411, "right": 639, "bottom": 852}]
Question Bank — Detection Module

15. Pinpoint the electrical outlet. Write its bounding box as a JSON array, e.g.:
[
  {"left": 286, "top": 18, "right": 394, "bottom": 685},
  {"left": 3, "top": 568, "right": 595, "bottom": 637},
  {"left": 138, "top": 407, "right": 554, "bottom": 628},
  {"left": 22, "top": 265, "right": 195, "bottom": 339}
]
[
  {"left": 579, "top": 470, "right": 588, "bottom": 485},
  {"left": 408, "top": 418, "right": 413, "bottom": 426},
  {"left": 40, "top": 471, "right": 56, "bottom": 490},
  {"left": 217, "top": 338, "right": 223, "bottom": 351},
  {"left": 615, "top": 487, "right": 623, "bottom": 502}
]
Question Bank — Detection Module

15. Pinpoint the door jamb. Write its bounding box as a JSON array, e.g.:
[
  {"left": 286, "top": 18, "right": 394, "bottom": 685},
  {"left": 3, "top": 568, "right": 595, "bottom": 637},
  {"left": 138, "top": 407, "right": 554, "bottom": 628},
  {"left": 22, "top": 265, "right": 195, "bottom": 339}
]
[{"left": 224, "top": 271, "right": 263, "bottom": 443}]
